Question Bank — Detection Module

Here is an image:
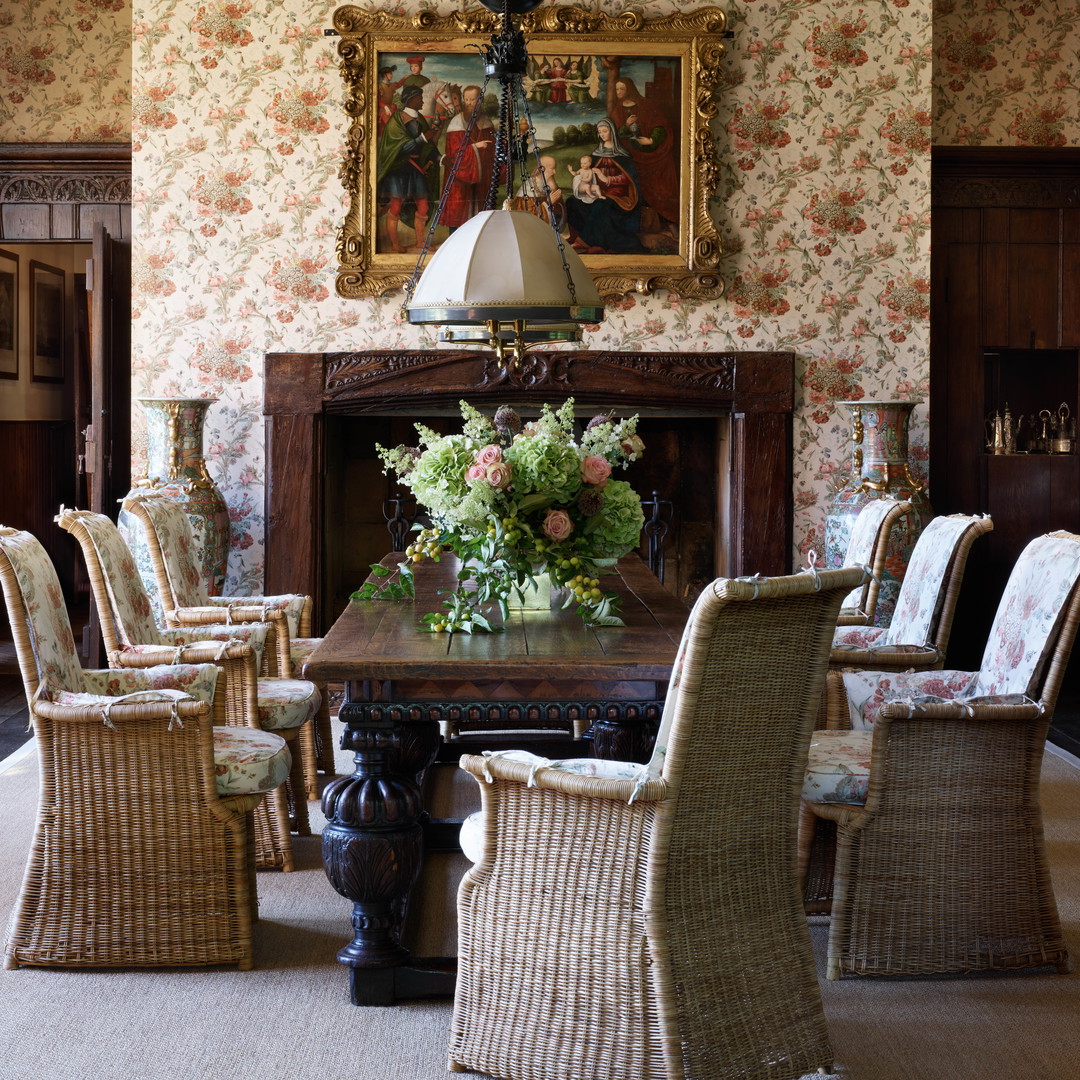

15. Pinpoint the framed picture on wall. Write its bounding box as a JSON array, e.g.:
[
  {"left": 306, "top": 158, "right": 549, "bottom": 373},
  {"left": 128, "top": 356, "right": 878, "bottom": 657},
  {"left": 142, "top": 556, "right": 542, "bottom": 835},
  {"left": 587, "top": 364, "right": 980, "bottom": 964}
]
[
  {"left": 0, "top": 248, "right": 16, "bottom": 379},
  {"left": 331, "top": 4, "right": 728, "bottom": 303},
  {"left": 30, "top": 260, "right": 65, "bottom": 383}
]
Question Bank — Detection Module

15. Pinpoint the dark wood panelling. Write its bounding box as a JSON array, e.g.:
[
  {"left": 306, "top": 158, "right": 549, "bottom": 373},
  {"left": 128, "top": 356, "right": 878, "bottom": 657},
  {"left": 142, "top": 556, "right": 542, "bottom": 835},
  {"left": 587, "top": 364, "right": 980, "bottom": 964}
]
[
  {"left": 0, "top": 143, "right": 131, "bottom": 241},
  {"left": 931, "top": 147, "right": 1080, "bottom": 670}
]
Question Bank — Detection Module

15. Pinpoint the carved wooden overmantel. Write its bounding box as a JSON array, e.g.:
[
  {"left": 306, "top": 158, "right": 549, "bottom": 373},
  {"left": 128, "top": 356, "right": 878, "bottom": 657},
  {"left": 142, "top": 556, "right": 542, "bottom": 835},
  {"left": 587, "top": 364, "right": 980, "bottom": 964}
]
[{"left": 264, "top": 349, "right": 794, "bottom": 629}]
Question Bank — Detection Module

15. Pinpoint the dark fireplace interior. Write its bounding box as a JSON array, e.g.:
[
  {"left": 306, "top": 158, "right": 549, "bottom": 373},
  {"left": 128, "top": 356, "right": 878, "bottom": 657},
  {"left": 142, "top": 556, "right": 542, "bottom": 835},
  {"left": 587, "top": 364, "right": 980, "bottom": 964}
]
[{"left": 322, "top": 412, "right": 728, "bottom": 622}]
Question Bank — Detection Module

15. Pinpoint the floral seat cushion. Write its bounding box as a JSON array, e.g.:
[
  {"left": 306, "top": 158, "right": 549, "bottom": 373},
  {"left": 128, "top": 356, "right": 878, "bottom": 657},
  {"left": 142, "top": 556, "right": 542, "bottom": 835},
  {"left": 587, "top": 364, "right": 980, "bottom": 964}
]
[
  {"left": 803, "top": 729, "right": 872, "bottom": 805},
  {"left": 459, "top": 749, "right": 649, "bottom": 863},
  {"left": 255, "top": 678, "right": 321, "bottom": 731},
  {"left": 212, "top": 726, "right": 291, "bottom": 795}
]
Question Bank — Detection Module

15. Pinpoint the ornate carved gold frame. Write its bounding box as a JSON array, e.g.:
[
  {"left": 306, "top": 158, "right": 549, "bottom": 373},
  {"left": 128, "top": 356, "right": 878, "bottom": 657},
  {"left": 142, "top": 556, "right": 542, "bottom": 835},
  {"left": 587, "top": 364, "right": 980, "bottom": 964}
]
[{"left": 332, "top": 4, "right": 727, "bottom": 302}]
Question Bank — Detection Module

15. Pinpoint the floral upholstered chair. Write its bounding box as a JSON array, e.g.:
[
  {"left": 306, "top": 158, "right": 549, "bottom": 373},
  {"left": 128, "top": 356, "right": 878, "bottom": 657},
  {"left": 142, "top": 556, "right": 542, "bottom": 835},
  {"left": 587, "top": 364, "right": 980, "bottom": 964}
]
[
  {"left": 0, "top": 526, "right": 290, "bottom": 970},
  {"left": 120, "top": 491, "right": 335, "bottom": 788},
  {"left": 834, "top": 497, "right": 912, "bottom": 626},
  {"left": 800, "top": 530, "right": 1080, "bottom": 979},
  {"left": 822, "top": 513, "right": 992, "bottom": 715},
  {"left": 57, "top": 506, "right": 319, "bottom": 871},
  {"left": 449, "top": 565, "right": 869, "bottom": 1080}
]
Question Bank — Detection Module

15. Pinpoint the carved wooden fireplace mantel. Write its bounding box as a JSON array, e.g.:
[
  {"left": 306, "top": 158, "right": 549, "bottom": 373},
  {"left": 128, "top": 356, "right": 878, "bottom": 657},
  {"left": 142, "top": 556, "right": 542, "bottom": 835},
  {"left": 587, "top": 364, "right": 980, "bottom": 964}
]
[{"left": 264, "top": 349, "right": 794, "bottom": 630}]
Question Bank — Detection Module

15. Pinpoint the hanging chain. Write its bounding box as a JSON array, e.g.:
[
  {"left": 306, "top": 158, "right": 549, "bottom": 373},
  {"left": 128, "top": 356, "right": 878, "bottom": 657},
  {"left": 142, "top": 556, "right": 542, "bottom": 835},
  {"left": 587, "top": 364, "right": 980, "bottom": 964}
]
[
  {"left": 517, "top": 85, "right": 578, "bottom": 306},
  {"left": 406, "top": 0, "right": 580, "bottom": 312}
]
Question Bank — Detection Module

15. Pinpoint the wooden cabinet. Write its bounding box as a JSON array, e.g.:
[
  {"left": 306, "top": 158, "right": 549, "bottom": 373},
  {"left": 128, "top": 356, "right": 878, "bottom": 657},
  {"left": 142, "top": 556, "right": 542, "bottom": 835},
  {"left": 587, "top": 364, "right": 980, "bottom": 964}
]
[{"left": 931, "top": 148, "right": 1080, "bottom": 670}]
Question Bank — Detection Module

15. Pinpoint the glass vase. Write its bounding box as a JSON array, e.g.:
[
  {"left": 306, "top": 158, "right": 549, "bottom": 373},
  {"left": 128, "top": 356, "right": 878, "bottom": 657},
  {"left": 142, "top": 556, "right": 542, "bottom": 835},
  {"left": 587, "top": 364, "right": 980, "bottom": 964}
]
[{"left": 823, "top": 399, "right": 933, "bottom": 625}]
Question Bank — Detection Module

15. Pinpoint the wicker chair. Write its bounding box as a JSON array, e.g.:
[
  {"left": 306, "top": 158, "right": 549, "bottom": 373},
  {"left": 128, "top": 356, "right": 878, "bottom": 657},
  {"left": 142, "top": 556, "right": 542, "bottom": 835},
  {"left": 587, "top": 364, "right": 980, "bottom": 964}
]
[
  {"left": 120, "top": 491, "right": 334, "bottom": 792},
  {"left": 0, "top": 526, "right": 291, "bottom": 970},
  {"left": 826, "top": 512, "right": 993, "bottom": 689},
  {"left": 834, "top": 496, "right": 913, "bottom": 626},
  {"left": 449, "top": 564, "right": 870, "bottom": 1080},
  {"left": 56, "top": 506, "right": 318, "bottom": 871},
  {"left": 800, "top": 530, "right": 1080, "bottom": 979}
]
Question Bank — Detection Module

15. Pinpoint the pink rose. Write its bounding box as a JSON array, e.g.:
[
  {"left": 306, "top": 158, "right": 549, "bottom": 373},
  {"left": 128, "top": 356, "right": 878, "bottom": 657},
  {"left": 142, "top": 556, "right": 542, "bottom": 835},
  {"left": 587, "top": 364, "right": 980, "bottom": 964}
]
[
  {"left": 485, "top": 462, "right": 512, "bottom": 490},
  {"left": 475, "top": 444, "right": 503, "bottom": 467},
  {"left": 581, "top": 455, "right": 611, "bottom": 488},
  {"left": 466, "top": 463, "right": 487, "bottom": 482},
  {"left": 542, "top": 508, "right": 574, "bottom": 542}
]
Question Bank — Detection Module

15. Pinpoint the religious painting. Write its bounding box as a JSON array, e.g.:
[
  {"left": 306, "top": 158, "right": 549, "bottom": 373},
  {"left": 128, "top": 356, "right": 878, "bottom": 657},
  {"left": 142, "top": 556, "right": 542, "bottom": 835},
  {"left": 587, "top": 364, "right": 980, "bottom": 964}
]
[
  {"left": 333, "top": 5, "right": 727, "bottom": 301},
  {"left": 0, "top": 248, "right": 16, "bottom": 379},
  {"left": 30, "top": 261, "right": 65, "bottom": 383}
]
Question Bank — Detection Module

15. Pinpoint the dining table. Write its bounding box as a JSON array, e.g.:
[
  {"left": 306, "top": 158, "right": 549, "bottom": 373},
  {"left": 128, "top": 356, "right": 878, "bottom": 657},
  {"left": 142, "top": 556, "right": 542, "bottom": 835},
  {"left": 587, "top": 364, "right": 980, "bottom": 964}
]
[{"left": 303, "top": 550, "right": 686, "bottom": 1005}]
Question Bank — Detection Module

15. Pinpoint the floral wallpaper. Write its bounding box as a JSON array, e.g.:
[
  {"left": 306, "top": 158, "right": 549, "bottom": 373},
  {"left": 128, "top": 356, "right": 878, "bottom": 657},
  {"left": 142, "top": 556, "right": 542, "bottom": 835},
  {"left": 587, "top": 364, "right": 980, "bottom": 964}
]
[
  {"left": 0, "top": 0, "right": 130, "bottom": 141},
  {"left": 8, "top": 0, "right": 1074, "bottom": 594},
  {"left": 122, "top": 0, "right": 935, "bottom": 589},
  {"left": 933, "top": 0, "right": 1080, "bottom": 146}
]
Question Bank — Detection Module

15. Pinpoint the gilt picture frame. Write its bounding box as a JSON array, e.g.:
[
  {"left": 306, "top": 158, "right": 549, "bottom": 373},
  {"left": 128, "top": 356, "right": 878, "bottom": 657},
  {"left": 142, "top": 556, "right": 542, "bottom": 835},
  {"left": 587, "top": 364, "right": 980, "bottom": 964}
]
[
  {"left": 30, "top": 260, "right": 65, "bottom": 383},
  {"left": 333, "top": 4, "right": 727, "bottom": 302},
  {"left": 0, "top": 248, "right": 16, "bottom": 379}
]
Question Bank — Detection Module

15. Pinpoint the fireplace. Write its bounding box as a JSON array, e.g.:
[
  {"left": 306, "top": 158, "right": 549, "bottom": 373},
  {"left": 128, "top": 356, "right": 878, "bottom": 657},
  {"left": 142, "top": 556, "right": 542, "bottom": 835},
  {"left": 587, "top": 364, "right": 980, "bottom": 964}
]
[{"left": 263, "top": 349, "right": 794, "bottom": 633}]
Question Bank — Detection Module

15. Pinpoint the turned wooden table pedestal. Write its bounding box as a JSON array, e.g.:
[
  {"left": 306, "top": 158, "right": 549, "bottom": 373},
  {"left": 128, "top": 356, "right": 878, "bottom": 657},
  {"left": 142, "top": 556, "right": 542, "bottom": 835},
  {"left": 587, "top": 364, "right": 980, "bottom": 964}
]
[{"left": 302, "top": 552, "right": 685, "bottom": 1005}]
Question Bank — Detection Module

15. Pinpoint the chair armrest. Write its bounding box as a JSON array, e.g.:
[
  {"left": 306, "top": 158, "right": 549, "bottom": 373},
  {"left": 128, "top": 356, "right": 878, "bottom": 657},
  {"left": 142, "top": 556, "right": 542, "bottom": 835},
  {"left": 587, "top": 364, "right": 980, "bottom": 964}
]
[
  {"left": 164, "top": 606, "right": 291, "bottom": 676},
  {"left": 877, "top": 695, "right": 1045, "bottom": 722},
  {"left": 459, "top": 752, "right": 668, "bottom": 805},
  {"left": 829, "top": 644, "right": 943, "bottom": 670},
  {"left": 33, "top": 697, "right": 211, "bottom": 725},
  {"left": 109, "top": 640, "right": 253, "bottom": 667},
  {"left": 835, "top": 610, "right": 872, "bottom": 626}
]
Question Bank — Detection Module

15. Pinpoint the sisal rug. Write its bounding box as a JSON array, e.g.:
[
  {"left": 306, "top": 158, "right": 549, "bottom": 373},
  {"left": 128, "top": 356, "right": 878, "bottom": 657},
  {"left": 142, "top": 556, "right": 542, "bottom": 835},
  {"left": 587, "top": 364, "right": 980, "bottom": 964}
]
[{"left": 1, "top": 737, "right": 1079, "bottom": 1080}]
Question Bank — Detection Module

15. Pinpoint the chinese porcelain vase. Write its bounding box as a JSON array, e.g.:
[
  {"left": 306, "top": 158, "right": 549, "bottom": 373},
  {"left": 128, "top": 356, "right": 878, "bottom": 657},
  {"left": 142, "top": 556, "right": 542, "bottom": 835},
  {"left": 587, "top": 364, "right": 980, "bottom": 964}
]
[
  {"left": 131, "top": 397, "right": 230, "bottom": 595},
  {"left": 823, "top": 399, "right": 933, "bottom": 625}
]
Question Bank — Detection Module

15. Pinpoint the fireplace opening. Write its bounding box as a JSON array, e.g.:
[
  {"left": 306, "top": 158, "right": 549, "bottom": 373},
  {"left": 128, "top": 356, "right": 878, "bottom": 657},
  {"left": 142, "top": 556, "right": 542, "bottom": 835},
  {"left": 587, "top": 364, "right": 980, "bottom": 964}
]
[{"left": 322, "top": 412, "right": 731, "bottom": 620}]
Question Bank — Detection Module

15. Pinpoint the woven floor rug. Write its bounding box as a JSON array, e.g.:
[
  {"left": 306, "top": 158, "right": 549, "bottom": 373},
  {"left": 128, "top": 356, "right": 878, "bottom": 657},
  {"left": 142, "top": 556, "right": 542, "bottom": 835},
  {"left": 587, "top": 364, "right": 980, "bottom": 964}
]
[{"left": 0, "top": 737, "right": 1078, "bottom": 1080}]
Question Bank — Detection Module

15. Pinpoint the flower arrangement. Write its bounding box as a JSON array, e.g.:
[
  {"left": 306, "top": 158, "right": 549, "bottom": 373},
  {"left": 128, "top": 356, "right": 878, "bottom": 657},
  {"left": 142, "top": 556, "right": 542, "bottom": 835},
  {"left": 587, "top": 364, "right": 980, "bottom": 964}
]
[{"left": 371, "top": 399, "right": 645, "bottom": 632}]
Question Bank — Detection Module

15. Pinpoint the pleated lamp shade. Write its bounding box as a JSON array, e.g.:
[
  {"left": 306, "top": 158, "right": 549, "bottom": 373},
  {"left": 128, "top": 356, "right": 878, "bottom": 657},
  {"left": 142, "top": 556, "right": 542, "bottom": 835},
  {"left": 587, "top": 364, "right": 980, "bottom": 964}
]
[{"left": 406, "top": 208, "right": 604, "bottom": 327}]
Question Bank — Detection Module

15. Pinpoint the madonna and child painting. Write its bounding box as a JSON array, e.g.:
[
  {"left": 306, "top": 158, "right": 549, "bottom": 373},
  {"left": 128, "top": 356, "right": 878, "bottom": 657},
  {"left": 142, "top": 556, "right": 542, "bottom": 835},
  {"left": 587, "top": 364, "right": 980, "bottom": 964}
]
[{"left": 373, "top": 51, "right": 683, "bottom": 259}]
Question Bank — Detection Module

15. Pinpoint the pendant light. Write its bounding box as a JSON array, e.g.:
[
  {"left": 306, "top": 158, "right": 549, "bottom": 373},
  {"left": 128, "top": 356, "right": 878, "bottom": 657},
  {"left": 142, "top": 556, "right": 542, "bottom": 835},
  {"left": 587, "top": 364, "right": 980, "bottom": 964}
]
[{"left": 403, "top": 0, "right": 605, "bottom": 367}]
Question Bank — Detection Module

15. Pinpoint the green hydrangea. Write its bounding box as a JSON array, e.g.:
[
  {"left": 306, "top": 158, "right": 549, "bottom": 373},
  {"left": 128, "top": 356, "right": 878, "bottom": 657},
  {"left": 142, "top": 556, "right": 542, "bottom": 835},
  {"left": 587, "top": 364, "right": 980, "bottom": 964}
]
[{"left": 586, "top": 480, "right": 645, "bottom": 557}]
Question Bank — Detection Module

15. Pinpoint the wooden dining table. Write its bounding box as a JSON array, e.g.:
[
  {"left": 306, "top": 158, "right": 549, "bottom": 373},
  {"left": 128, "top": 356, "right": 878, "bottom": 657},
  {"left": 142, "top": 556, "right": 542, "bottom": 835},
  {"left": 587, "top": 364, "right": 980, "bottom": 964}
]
[{"left": 303, "top": 551, "right": 686, "bottom": 1006}]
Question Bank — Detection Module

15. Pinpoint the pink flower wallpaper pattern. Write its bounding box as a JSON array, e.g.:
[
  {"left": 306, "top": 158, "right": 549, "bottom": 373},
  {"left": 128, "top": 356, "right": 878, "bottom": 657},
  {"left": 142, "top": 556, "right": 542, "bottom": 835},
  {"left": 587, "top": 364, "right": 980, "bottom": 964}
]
[
  {"left": 4, "top": 0, "right": 1079, "bottom": 592},
  {"left": 1, "top": 0, "right": 130, "bottom": 142}
]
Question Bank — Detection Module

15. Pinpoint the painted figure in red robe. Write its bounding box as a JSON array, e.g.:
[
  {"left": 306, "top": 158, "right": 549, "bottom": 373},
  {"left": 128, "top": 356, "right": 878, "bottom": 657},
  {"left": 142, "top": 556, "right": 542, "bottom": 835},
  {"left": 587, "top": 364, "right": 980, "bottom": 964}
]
[
  {"left": 610, "top": 76, "right": 679, "bottom": 232},
  {"left": 439, "top": 85, "right": 496, "bottom": 232}
]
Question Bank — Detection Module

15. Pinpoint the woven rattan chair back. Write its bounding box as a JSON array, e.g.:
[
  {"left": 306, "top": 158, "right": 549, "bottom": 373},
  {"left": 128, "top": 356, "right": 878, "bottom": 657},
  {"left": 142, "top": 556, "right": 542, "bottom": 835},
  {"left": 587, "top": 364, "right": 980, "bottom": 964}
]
[
  {"left": 0, "top": 526, "right": 259, "bottom": 970},
  {"left": 837, "top": 497, "right": 912, "bottom": 624},
  {"left": 56, "top": 507, "right": 167, "bottom": 653},
  {"left": 450, "top": 564, "right": 869, "bottom": 1080}
]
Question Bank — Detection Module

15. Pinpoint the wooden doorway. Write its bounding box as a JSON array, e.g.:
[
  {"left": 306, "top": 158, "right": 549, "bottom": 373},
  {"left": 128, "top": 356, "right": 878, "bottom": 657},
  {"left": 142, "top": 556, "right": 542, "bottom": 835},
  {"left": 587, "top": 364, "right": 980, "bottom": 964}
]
[{"left": 0, "top": 144, "right": 132, "bottom": 664}]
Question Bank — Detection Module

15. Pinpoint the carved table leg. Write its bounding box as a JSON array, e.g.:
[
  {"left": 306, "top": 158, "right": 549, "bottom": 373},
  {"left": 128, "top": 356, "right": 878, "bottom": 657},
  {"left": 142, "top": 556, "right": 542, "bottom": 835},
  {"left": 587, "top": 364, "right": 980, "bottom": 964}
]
[{"left": 320, "top": 701, "right": 455, "bottom": 1005}]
